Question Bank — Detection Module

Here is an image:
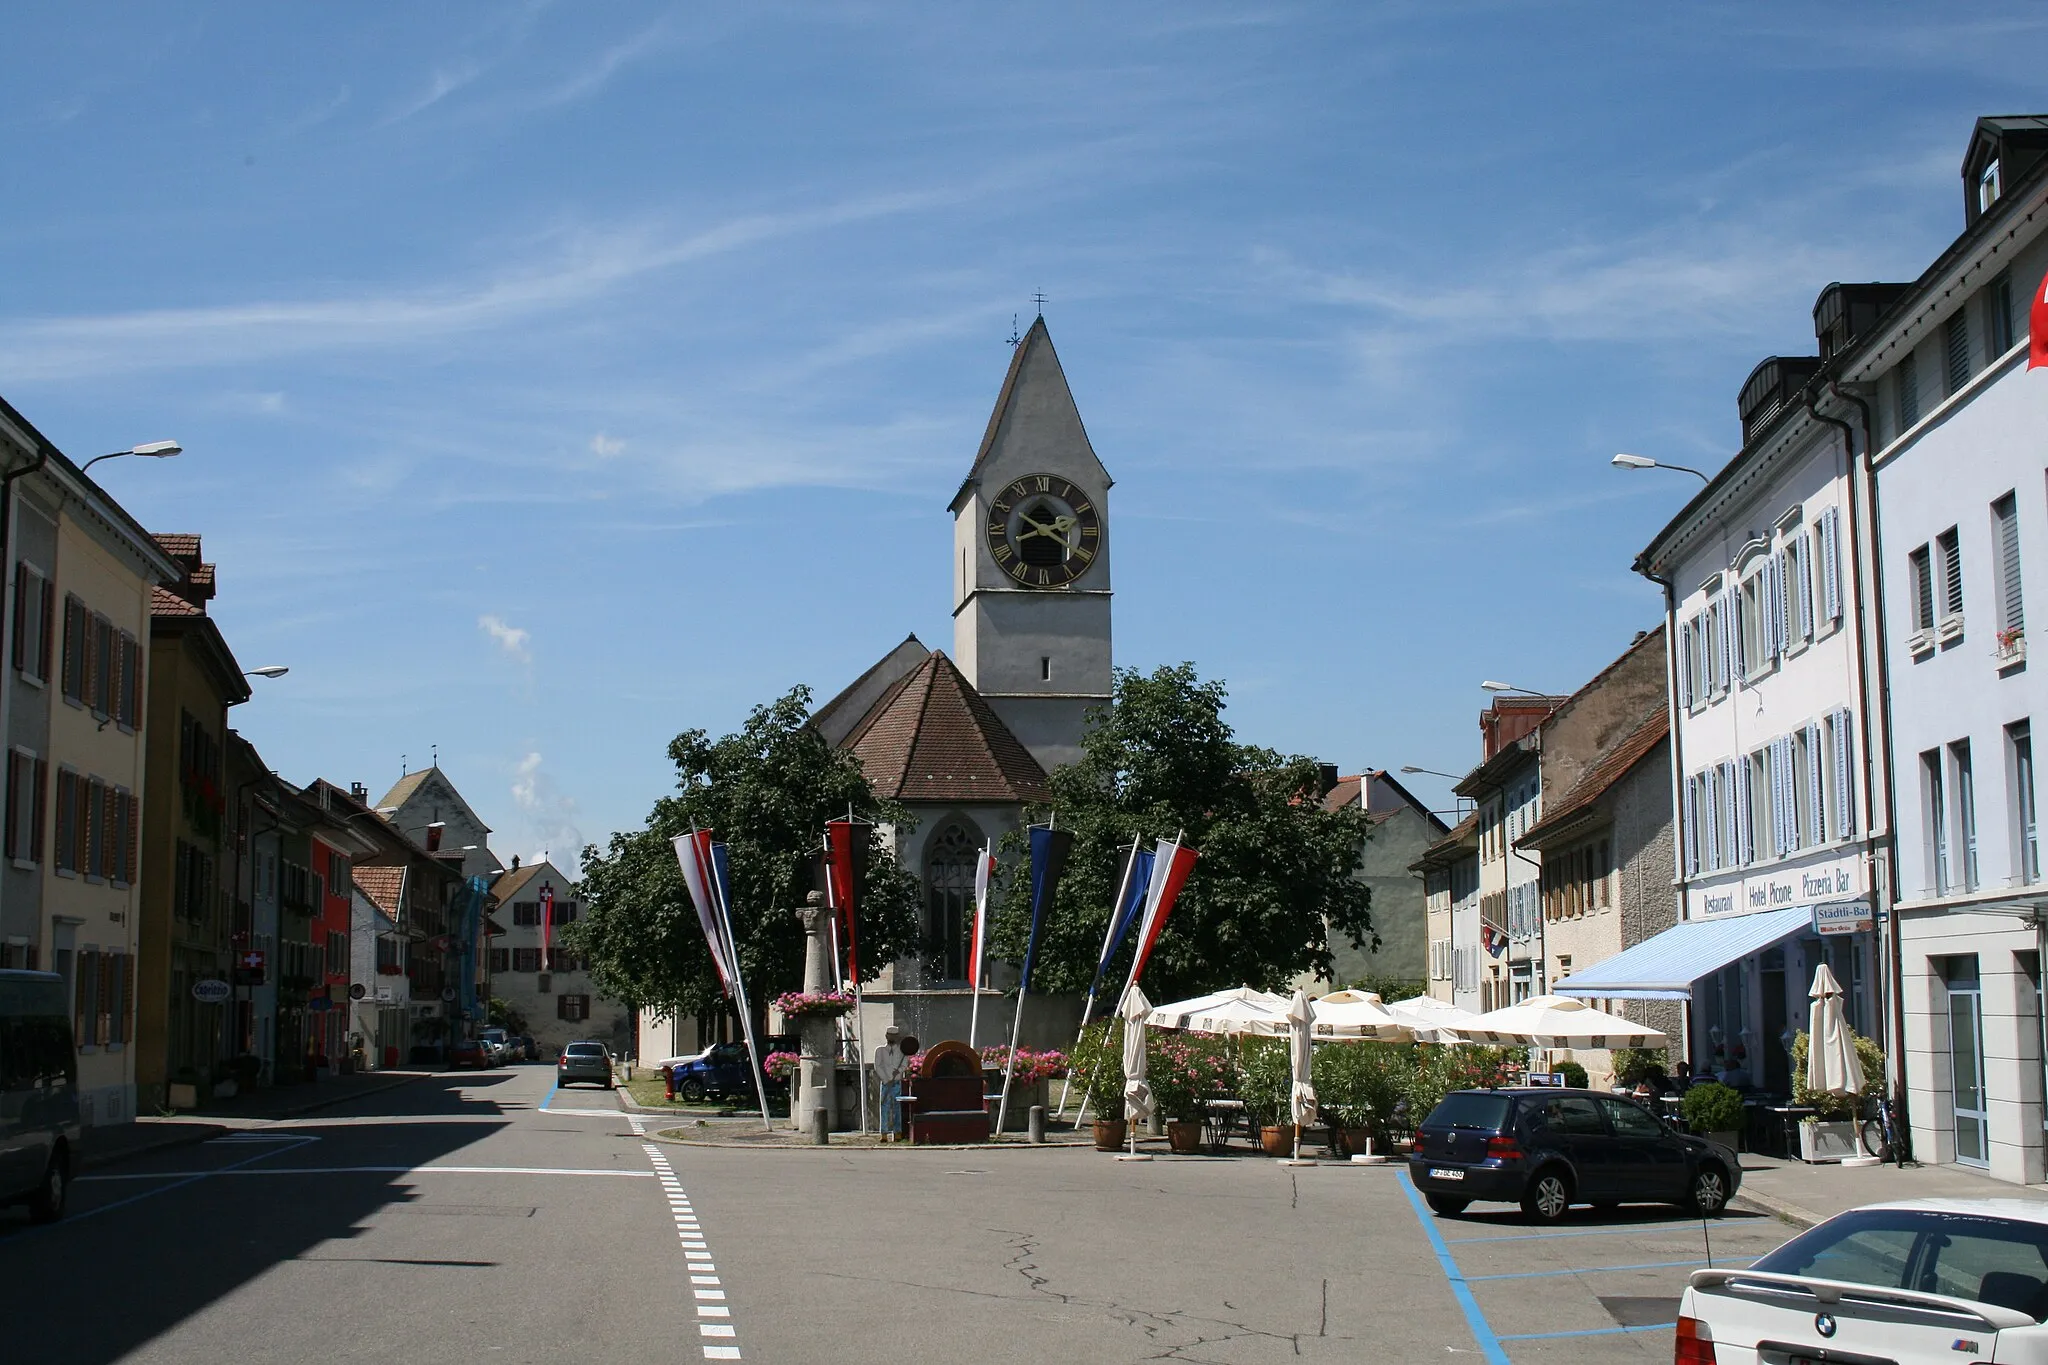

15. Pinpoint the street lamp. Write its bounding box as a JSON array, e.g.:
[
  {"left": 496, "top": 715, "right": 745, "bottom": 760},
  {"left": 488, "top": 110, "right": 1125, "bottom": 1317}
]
[
  {"left": 1611, "top": 452, "right": 1710, "bottom": 485},
  {"left": 80, "top": 440, "right": 182, "bottom": 476},
  {"left": 1481, "top": 680, "right": 1551, "bottom": 696},
  {"left": 244, "top": 666, "right": 289, "bottom": 679},
  {"left": 1399, "top": 765, "right": 1464, "bottom": 781}
]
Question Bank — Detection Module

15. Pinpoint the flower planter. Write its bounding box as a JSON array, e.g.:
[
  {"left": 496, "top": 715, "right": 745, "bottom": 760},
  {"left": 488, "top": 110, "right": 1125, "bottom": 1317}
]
[
  {"left": 167, "top": 1082, "right": 198, "bottom": 1110},
  {"left": 1799, "top": 1119, "right": 1859, "bottom": 1164},
  {"left": 1166, "top": 1120, "right": 1204, "bottom": 1154},
  {"left": 1338, "top": 1127, "right": 1376, "bottom": 1158},
  {"left": 1094, "top": 1119, "right": 1127, "bottom": 1151},
  {"left": 1260, "top": 1125, "right": 1295, "bottom": 1157}
]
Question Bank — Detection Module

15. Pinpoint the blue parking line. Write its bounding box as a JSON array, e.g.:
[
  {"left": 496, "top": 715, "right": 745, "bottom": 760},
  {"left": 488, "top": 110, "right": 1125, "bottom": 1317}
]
[
  {"left": 539, "top": 1082, "right": 559, "bottom": 1112},
  {"left": 1448, "top": 1223, "right": 1713, "bottom": 1245},
  {"left": 1465, "top": 1257, "right": 1741, "bottom": 1283},
  {"left": 1498, "top": 1323, "right": 1677, "bottom": 1341},
  {"left": 1396, "top": 1171, "right": 1512, "bottom": 1365}
]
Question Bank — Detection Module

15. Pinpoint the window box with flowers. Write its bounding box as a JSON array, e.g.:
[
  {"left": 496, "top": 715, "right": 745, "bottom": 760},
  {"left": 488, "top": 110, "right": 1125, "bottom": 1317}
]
[
  {"left": 772, "top": 989, "right": 855, "bottom": 1021},
  {"left": 979, "top": 1045, "right": 1067, "bottom": 1131},
  {"left": 1997, "top": 626, "right": 2026, "bottom": 669}
]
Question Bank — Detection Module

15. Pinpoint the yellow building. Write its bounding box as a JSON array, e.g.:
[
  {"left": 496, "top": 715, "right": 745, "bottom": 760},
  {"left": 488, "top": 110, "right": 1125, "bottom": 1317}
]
[{"left": 0, "top": 397, "right": 181, "bottom": 1127}]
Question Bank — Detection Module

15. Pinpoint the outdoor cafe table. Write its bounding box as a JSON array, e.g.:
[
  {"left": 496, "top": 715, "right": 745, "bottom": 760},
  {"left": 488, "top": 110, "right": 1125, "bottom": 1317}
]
[{"left": 1201, "top": 1099, "right": 1248, "bottom": 1152}]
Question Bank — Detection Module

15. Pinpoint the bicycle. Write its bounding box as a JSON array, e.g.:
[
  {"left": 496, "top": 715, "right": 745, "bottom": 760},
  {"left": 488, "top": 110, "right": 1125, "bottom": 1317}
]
[{"left": 1859, "top": 1089, "right": 1901, "bottom": 1164}]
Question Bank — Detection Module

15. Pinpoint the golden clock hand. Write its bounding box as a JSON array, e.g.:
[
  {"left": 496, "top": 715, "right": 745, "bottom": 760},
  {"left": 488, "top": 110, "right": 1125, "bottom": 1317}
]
[{"left": 1017, "top": 515, "right": 1061, "bottom": 541}]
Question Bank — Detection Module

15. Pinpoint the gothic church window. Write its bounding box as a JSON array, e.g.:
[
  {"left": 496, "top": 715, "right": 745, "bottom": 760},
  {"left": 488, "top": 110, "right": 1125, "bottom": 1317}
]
[{"left": 925, "top": 821, "right": 981, "bottom": 982}]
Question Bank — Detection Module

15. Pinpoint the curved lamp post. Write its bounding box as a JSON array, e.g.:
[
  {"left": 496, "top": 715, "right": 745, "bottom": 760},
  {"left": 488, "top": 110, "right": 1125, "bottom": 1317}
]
[
  {"left": 81, "top": 440, "right": 182, "bottom": 476},
  {"left": 1611, "top": 452, "right": 1710, "bottom": 485}
]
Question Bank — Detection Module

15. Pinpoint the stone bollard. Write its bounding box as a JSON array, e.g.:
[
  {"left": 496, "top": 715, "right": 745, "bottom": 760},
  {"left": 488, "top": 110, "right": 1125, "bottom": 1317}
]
[
  {"left": 809, "top": 1098, "right": 830, "bottom": 1146},
  {"left": 1028, "top": 1105, "right": 1046, "bottom": 1144}
]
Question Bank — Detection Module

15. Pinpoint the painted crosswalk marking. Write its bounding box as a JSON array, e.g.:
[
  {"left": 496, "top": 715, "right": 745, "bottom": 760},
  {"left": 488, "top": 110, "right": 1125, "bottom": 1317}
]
[{"left": 644, "top": 1141, "right": 740, "bottom": 1360}]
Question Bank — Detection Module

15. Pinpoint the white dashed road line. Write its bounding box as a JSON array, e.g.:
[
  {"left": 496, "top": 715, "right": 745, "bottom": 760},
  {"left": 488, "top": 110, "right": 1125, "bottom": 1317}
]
[{"left": 643, "top": 1141, "right": 739, "bottom": 1360}]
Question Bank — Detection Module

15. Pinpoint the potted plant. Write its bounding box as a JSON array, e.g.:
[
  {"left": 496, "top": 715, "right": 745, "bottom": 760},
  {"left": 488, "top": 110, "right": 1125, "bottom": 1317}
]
[
  {"left": 1239, "top": 1038, "right": 1295, "bottom": 1155},
  {"left": 1791, "top": 1031, "right": 1885, "bottom": 1162},
  {"left": 772, "top": 989, "right": 857, "bottom": 1021},
  {"left": 1313, "top": 1040, "right": 1413, "bottom": 1156},
  {"left": 1072, "top": 1022, "right": 1125, "bottom": 1150},
  {"left": 1150, "top": 1033, "right": 1232, "bottom": 1153},
  {"left": 1555, "top": 1060, "right": 1587, "bottom": 1090},
  {"left": 1682, "top": 1081, "right": 1746, "bottom": 1151}
]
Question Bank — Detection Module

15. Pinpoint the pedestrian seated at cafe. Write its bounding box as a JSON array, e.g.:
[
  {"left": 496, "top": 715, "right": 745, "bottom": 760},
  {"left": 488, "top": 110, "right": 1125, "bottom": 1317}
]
[{"left": 903, "top": 1039, "right": 991, "bottom": 1144}]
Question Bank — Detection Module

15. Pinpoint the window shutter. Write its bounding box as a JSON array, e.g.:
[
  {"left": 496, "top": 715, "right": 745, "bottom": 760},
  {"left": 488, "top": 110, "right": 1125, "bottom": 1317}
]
[
  {"left": 1677, "top": 621, "right": 1694, "bottom": 708},
  {"left": 1717, "top": 593, "right": 1735, "bottom": 690},
  {"left": 1806, "top": 722, "right": 1825, "bottom": 846},
  {"left": 1821, "top": 510, "right": 1842, "bottom": 622},
  {"left": 1682, "top": 777, "right": 1698, "bottom": 877},
  {"left": 1939, "top": 529, "right": 1964, "bottom": 617},
  {"left": 1834, "top": 710, "right": 1856, "bottom": 839},
  {"left": 1735, "top": 755, "right": 1752, "bottom": 864},
  {"left": 124, "top": 793, "right": 138, "bottom": 883},
  {"left": 1792, "top": 538, "right": 1812, "bottom": 641},
  {"left": 1996, "top": 494, "right": 2025, "bottom": 634},
  {"left": 32, "top": 759, "right": 46, "bottom": 865},
  {"left": 1946, "top": 310, "right": 1971, "bottom": 394},
  {"left": 10, "top": 569, "right": 25, "bottom": 673},
  {"left": 1702, "top": 770, "right": 1719, "bottom": 870},
  {"left": 1773, "top": 738, "right": 1790, "bottom": 855},
  {"left": 3, "top": 754, "right": 19, "bottom": 862}
]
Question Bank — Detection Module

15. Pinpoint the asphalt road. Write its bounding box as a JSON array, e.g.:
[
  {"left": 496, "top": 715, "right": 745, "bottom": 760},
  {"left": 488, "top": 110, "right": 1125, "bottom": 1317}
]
[{"left": 0, "top": 1068, "right": 1801, "bottom": 1363}]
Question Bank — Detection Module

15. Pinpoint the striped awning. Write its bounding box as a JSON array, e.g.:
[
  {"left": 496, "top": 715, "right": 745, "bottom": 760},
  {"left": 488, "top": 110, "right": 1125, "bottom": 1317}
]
[{"left": 1552, "top": 905, "right": 1813, "bottom": 1001}]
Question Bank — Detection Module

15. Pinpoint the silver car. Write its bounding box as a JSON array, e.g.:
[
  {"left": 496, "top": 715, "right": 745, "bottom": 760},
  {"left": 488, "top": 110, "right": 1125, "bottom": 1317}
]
[
  {"left": 1, "top": 970, "right": 81, "bottom": 1223},
  {"left": 556, "top": 1041, "right": 613, "bottom": 1089}
]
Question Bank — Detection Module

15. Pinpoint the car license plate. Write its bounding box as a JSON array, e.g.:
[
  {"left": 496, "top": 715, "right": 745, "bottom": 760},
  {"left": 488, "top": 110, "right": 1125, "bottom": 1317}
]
[{"left": 1428, "top": 1168, "right": 1464, "bottom": 1181}]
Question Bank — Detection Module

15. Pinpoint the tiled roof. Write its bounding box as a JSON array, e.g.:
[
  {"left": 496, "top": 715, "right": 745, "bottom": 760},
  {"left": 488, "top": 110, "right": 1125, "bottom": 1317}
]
[
  {"left": 490, "top": 863, "right": 557, "bottom": 904},
  {"left": 843, "top": 650, "right": 1051, "bottom": 804},
  {"left": 376, "top": 768, "right": 435, "bottom": 811},
  {"left": 1411, "top": 810, "right": 1481, "bottom": 872},
  {"left": 153, "top": 533, "right": 201, "bottom": 559},
  {"left": 1321, "top": 774, "right": 1362, "bottom": 813},
  {"left": 150, "top": 585, "right": 203, "bottom": 618},
  {"left": 1518, "top": 708, "right": 1670, "bottom": 847},
  {"left": 810, "top": 634, "right": 928, "bottom": 748},
  {"left": 354, "top": 865, "right": 406, "bottom": 916}
]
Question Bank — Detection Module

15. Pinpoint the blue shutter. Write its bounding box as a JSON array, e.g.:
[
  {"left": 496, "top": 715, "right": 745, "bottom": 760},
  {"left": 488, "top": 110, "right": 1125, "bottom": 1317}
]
[
  {"left": 1703, "top": 768, "right": 1719, "bottom": 870},
  {"left": 1806, "top": 721, "right": 1825, "bottom": 846},
  {"left": 1682, "top": 777, "right": 1699, "bottom": 877},
  {"left": 1736, "top": 754, "right": 1753, "bottom": 864},
  {"left": 1833, "top": 709, "right": 1856, "bottom": 839},
  {"left": 1678, "top": 618, "right": 1694, "bottom": 708}
]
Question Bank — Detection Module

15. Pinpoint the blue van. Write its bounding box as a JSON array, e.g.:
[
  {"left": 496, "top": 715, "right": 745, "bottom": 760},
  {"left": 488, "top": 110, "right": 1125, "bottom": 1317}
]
[{"left": 0, "top": 970, "right": 80, "bottom": 1222}]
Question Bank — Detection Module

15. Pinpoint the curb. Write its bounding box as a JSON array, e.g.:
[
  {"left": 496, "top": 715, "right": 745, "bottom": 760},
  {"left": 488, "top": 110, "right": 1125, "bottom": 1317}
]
[
  {"left": 79, "top": 1071, "right": 429, "bottom": 1172},
  {"left": 645, "top": 1127, "right": 1098, "bottom": 1153},
  {"left": 1732, "top": 1189, "right": 1821, "bottom": 1230}
]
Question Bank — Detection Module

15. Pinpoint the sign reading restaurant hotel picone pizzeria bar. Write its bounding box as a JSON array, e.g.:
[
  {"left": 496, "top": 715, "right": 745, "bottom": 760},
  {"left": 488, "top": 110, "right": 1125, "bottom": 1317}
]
[{"left": 1688, "top": 856, "right": 1865, "bottom": 921}]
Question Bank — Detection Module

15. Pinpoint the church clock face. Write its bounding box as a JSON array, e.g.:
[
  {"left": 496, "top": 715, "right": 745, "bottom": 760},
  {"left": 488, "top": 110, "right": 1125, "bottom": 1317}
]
[{"left": 986, "top": 474, "right": 1100, "bottom": 588}]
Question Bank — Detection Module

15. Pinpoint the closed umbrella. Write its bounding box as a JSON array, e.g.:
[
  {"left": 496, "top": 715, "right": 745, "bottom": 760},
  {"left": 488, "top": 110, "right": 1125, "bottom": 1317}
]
[
  {"left": 1118, "top": 983, "right": 1154, "bottom": 1162},
  {"left": 1807, "top": 964, "right": 1864, "bottom": 1096},
  {"left": 1284, "top": 987, "right": 1317, "bottom": 1165},
  {"left": 1457, "top": 994, "right": 1668, "bottom": 1049}
]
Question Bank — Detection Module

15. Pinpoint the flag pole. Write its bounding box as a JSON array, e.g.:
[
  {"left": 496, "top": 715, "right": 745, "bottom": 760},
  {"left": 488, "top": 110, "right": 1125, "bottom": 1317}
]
[
  {"left": 996, "top": 811, "right": 1053, "bottom": 1137},
  {"left": 708, "top": 846, "right": 773, "bottom": 1134},
  {"left": 968, "top": 837, "right": 992, "bottom": 1051},
  {"left": 1058, "top": 833, "right": 1141, "bottom": 1121}
]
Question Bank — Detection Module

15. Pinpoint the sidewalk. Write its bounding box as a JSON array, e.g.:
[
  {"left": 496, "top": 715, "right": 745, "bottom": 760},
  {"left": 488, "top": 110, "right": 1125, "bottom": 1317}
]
[
  {"left": 78, "top": 1069, "right": 433, "bottom": 1171},
  {"left": 1735, "top": 1153, "right": 2048, "bottom": 1228}
]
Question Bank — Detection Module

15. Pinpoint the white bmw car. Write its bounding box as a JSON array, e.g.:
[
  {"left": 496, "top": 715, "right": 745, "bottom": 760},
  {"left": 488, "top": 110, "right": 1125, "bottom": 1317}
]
[{"left": 1678, "top": 1198, "right": 2048, "bottom": 1362}]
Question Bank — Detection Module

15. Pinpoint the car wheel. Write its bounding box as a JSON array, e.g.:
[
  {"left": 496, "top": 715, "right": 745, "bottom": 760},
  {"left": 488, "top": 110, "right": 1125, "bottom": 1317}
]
[
  {"left": 28, "top": 1150, "right": 68, "bottom": 1224},
  {"left": 1425, "top": 1194, "right": 1469, "bottom": 1216},
  {"left": 679, "top": 1078, "right": 707, "bottom": 1103},
  {"left": 1685, "top": 1164, "right": 1730, "bottom": 1217},
  {"left": 1521, "top": 1167, "right": 1573, "bottom": 1223}
]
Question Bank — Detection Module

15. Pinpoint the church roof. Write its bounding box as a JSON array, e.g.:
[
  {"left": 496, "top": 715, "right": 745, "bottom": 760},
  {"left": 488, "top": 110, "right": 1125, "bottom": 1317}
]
[
  {"left": 950, "top": 316, "right": 1109, "bottom": 512},
  {"left": 842, "top": 650, "right": 1051, "bottom": 804},
  {"left": 810, "top": 633, "right": 929, "bottom": 749}
]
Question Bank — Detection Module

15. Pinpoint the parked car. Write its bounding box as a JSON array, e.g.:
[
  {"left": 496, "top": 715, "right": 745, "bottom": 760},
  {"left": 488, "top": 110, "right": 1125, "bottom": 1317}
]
[
  {"left": 479, "top": 1027, "right": 511, "bottom": 1064},
  {"left": 0, "top": 970, "right": 80, "bottom": 1223},
  {"left": 557, "top": 1041, "right": 614, "bottom": 1088},
  {"left": 448, "top": 1038, "right": 491, "bottom": 1070},
  {"left": 1408, "top": 1087, "right": 1738, "bottom": 1223},
  {"left": 1678, "top": 1199, "right": 2048, "bottom": 1362},
  {"left": 667, "top": 1041, "right": 761, "bottom": 1104},
  {"left": 515, "top": 1035, "right": 537, "bottom": 1062}
]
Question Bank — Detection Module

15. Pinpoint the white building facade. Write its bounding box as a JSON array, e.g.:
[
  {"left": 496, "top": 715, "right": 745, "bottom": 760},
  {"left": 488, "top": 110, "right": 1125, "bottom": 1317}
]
[{"left": 1853, "top": 115, "right": 2048, "bottom": 1183}]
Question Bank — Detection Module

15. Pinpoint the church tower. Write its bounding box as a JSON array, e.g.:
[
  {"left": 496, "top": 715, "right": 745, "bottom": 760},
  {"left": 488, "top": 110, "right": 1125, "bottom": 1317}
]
[{"left": 950, "top": 318, "right": 1112, "bottom": 774}]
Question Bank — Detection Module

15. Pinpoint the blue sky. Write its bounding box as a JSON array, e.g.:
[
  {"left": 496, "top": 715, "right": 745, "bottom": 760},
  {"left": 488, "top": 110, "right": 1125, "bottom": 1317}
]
[{"left": 1, "top": 4, "right": 2040, "bottom": 859}]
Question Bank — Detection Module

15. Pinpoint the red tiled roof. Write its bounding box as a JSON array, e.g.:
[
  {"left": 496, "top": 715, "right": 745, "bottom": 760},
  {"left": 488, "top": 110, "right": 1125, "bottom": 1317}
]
[
  {"left": 843, "top": 650, "right": 1051, "bottom": 804},
  {"left": 1518, "top": 708, "right": 1670, "bottom": 847},
  {"left": 354, "top": 865, "right": 406, "bottom": 916},
  {"left": 1321, "top": 774, "right": 1362, "bottom": 813},
  {"left": 150, "top": 585, "right": 203, "bottom": 618},
  {"left": 153, "top": 533, "right": 201, "bottom": 559}
]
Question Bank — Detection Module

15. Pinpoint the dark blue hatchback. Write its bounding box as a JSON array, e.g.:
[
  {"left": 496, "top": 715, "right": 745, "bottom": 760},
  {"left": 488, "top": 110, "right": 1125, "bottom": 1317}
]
[{"left": 1409, "top": 1087, "right": 1739, "bottom": 1223}]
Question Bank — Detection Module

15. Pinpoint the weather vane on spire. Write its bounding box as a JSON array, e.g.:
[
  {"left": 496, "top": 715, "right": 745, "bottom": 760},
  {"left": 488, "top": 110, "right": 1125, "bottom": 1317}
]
[{"left": 1006, "top": 312, "right": 1021, "bottom": 347}]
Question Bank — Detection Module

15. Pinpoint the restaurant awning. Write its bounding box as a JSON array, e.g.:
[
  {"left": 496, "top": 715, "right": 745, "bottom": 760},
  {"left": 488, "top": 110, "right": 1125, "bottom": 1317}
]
[{"left": 1552, "top": 904, "right": 1813, "bottom": 1001}]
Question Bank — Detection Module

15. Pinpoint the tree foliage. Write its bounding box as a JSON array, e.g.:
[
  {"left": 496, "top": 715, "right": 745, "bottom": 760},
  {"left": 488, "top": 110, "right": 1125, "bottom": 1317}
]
[
  {"left": 566, "top": 686, "right": 921, "bottom": 1022},
  {"left": 990, "top": 663, "right": 1374, "bottom": 1002}
]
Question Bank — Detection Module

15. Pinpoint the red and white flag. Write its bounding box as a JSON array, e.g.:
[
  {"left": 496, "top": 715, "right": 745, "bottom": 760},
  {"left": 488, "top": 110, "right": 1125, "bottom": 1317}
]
[
  {"left": 1126, "top": 836, "right": 1198, "bottom": 989},
  {"left": 2031, "top": 267, "right": 2048, "bottom": 370},
  {"left": 969, "top": 840, "right": 996, "bottom": 989},
  {"left": 671, "top": 828, "right": 735, "bottom": 995}
]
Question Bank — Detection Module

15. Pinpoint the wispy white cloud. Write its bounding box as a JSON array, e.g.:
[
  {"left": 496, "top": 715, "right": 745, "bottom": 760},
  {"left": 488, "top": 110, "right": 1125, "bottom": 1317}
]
[
  {"left": 478, "top": 613, "right": 532, "bottom": 662},
  {"left": 384, "top": 60, "right": 486, "bottom": 124},
  {"left": 0, "top": 185, "right": 981, "bottom": 383},
  {"left": 588, "top": 431, "right": 625, "bottom": 458},
  {"left": 537, "top": 19, "right": 674, "bottom": 108},
  {"left": 510, "top": 750, "right": 582, "bottom": 864}
]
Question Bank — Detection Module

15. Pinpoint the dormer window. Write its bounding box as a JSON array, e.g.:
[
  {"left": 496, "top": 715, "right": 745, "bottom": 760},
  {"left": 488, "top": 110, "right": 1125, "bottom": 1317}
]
[{"left": 1979, "top": 158, "right": 2002, "bottom": 213}]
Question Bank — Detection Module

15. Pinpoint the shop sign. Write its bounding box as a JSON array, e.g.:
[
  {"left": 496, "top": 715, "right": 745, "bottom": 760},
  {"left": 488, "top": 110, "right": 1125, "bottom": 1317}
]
[
  {"left": 1813, "top": 897, "right": 1874, "bottom": 936},
  {"left": 191, "top": 978, "right": 232, "bottom": 1004},
  {"left": 1691, "top": 858, "right": 1864, "bottom": 918}
]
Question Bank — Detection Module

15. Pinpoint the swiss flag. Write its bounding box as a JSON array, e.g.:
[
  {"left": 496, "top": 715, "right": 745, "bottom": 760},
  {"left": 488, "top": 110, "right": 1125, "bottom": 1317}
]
[{"left": 2032, "top": 266, "right": 2048, "bottom": 370}]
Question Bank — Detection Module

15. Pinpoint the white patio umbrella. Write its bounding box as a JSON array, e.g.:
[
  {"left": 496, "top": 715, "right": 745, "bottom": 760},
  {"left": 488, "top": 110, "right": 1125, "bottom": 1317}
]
[
  {"left": 1456, "top": 994, "right": 1668, "bottom": 1049},
  {"left": 1284, "top": 988, "right": 1317, "bottom": 1165},
  {"left": 1379, "top": 994, "right": 1482, "bottom": 1042},
  {"left": 1119, "top": 983, "right": 1155, "bottom": 1162},
  {"left": 1806, "top": 964, "right": 1864, "bottom": 1096},
  {"left": 1147, "top": 986, "right": 1291, "bottom": 1036},
  {"left": 1311, "top": 989, "right": 1415, "bottom": 1040}
]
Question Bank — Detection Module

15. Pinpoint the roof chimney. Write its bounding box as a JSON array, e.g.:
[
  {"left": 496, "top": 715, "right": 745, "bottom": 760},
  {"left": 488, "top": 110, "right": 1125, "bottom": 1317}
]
[
  {"left": 1316, "top": 763, "right": 1340, "bottom": 797},
  {"left": 350, "top": 782, "right": 368, "bottom": 803},
  {"left": 426, "top": 821, "right": 445, "bottom": 852}
]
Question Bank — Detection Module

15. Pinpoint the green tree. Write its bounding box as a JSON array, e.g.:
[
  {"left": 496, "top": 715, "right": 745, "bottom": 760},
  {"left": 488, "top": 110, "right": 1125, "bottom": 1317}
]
[
  {"left": 991, "top": 663, "right": 1374, "bottom": 1002},
  {"left": 566, "top": 685, "right": 921, "bottom": 1025}
]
